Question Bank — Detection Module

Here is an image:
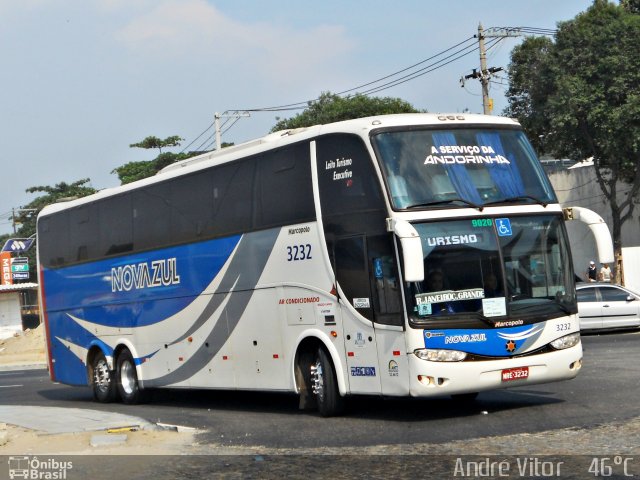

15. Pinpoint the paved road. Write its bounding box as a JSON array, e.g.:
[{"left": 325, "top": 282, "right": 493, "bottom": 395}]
[
  {"left": 1, "top": 331, "right": 638, "bottom": 452},
  {"left": 2, "top": 331, "right": 639, "bottom": 478}
]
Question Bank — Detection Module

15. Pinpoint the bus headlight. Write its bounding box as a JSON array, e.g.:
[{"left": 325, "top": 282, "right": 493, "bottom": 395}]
[
  {"left": 550, "top": 332, "right": 581, "bottom": 350},
  {"left": 414, "top": 349, "right": 467, "bottom": 362}
]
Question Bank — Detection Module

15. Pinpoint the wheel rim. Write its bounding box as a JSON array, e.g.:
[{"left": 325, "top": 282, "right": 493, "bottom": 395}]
[
  {"left": 94, "top": 358, "right": 111, "bottom": 393},
  {"left": 311, "top": 359, "right": 325, "bottom": 402},
  {"left": 120, "top": 359, "right": 136, "bottom": 395}
]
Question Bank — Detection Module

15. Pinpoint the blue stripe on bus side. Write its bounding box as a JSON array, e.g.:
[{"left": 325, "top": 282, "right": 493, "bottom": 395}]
[
  {"left": 42, "top": 235, "right": 242, "bottom": 328},
  {"left": 43, "top": 235, "right": 242, "bottom": 385}
]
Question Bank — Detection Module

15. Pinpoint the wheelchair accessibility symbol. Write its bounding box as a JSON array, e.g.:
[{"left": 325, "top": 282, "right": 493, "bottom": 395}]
[
  {"left": 373, "top": 258, "right": 384, "bottom": 279},
  {"left": 496, "top": 218, "right": 512, "bottom": 236}
]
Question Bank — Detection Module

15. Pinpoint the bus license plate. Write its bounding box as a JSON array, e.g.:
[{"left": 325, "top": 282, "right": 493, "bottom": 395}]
[{"left": 502, "top": 366, "right": 529, "bottom": 382}]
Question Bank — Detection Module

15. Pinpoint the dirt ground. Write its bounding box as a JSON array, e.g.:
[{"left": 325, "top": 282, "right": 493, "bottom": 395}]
[
  {"left": 0, "top": 325, "right": 198, "bottom": 455},
  {"left": 0, "top": 424, "right": 199, "bottom": 455},
  {"left": 0, "top": 323, "right": 46, "bottom": 367}
]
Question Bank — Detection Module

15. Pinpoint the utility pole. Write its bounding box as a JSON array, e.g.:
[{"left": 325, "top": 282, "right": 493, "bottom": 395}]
[
  {"left": 460, "top": 23, "right": 522, "bottom": 115},
  {"left": 11, "top": 208, "right": 37, "bottom": 234},
  {"left": 478, "top": 23, "right": 491, "bottom": 115},
  {"left": 214, "top": 110, "right": 251, "bottom": 150}
]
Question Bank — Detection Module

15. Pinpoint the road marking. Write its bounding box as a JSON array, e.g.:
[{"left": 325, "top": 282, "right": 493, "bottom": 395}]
[{"left": 0, "top": 384, "right": 23, "bottom": 388}]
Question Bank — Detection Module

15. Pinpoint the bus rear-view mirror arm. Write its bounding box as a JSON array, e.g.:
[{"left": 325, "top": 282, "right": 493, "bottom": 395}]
[
  {"left": 387, "top": 218, "right": 424, "bottom": 282},
  {"left": 563, "top": 206, "right": 614, "bottom": 264}
]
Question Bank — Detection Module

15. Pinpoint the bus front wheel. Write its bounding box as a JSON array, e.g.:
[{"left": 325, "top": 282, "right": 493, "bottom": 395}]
[
  {"left": 91, "top": 351, "right": 117, "bottom": 403},
  {"left": 116, "top": 349, "right": 146, "bottom": 404},
  {"left": 311, "top": 347, "right": 344, "bottom": 417}
]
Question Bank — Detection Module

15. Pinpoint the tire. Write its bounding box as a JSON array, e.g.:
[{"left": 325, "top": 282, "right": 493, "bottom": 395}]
[
  {"left": 91, "top": 350, "right": 117, "bottom": 403},
  {"left": 311, "top": 347, "right": 344, "bottom": 417},
  {"left": 116, "top": 349, "right": 146, "bottom": 404},
  {"left": 296, "top": 350, "right": 317, "bottom": 410}
]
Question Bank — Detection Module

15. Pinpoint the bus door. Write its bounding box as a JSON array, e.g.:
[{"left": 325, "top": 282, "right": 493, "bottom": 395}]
[
  {"left": 334, "top": 234, "right": 408, "bottom": 395},
  {"left": 334, "top": 235, "right": 381, "bottom": 394},
  {"left": 368, "top": 234, "right": 409, "bottom": 396}
]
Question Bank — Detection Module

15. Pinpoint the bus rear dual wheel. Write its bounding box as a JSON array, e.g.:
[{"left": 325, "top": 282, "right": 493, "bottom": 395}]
[{"left": 90, "top": 349, "right": 145, "bottom": 404}]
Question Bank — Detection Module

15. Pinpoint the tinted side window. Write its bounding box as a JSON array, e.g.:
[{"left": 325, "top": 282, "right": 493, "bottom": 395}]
[
  {"left": 316, "top": 134, "right": 385, "bottom": 219},
  {"left": 211, "top": 160, "right": 254, "bottom": 236},
  {"left": 133, "top": 183, "right": 172, "bottom": 251},
  {"left": 316, "top": 133, "right": 387, "bottom": 244},
  {"left": 99, "top": 194, "right": 133, "bottom": 256},
  {"left": 39, "top": 213, "right": 70, "bottom": 267},
  {"left": 171, "top": 170, "right": 214, "bottom": 244},
  {"left": 600, "top": 287, "right": 630, "bottom": 302},
  {"left": 256, "top": 143, "right": 314, "bottom": 228},
  {"left": 335, "top": 236, "right": 374, "bottom": 321},
  {"left": 577, "top": 288, "right": 598, "bottom": 302},
  {"left": 368, "top": 234, "right": 402, "bottom": 325},
  {"left": 317, "top": 134, "right": 394, "bottom": 322},
  {"left": 69, "top": 205, "right": 99, "bottom": 262}
]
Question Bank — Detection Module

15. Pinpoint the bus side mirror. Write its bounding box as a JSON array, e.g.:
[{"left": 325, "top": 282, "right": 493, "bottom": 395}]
[
  {"left": 388, "top": 219, "right": 424, "bottom": 282},
  {"left": 563, "top": 206, "right": 614, "bottom": 264}
]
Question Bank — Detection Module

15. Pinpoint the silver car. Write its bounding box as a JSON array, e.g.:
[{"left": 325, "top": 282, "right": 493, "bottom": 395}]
[{"left": 576, "top": 282, "right": 640, "bottom": 332}]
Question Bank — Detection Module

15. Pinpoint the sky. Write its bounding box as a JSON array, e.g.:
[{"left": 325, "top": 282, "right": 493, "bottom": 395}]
[{"left": 0, "top": 0, "right": 595, "bottom": 235}]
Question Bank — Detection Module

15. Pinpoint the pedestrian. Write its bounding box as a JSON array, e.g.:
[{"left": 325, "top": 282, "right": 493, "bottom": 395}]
[
  {"left": 587, "top": 261, "right": 597, "bottom": 282},
  {"left": 599, "top": 263, "right": 612, "bottom": 283}
]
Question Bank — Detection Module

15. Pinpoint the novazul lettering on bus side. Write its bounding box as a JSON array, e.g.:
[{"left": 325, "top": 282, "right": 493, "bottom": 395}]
[{"left": 111, "top": 258, "right": 180, "bottom": 292}]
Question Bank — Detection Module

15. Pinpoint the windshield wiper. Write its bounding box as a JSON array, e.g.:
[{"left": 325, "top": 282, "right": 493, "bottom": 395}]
[
  {"left": 483, "top": 195, "right": 548, "bottom": 207},
  {"left": 405, "top": 198, "right": 484, "bottom": 211}
]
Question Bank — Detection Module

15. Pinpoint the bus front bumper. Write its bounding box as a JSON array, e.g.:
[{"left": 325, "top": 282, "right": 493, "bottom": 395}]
[{"left": 407, "top": 344, "right": 583, "bottom": 397}]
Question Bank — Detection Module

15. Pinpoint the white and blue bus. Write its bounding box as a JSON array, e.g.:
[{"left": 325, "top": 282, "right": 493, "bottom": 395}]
[{"left": 37, "top": 113, "right": 613, "bottom": 416}]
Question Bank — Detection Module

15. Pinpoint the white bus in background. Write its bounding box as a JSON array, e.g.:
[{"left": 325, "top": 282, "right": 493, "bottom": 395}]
[{"left": 37, "top": 113, "right": 613, "bottom": 416}]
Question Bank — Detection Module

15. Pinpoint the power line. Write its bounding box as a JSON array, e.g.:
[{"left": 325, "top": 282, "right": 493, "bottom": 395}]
[
  {"left": 201, "top": 117, "right": 242, "bottom": 151},
  {"left": 181, "top": 25, "right": 556, "bottom": 146},
  {"left": 180, "top": 37, "right": 485, "bottom": 147},
  {"left": 179, "top": 121, "right": 215, "bottom": 153},
  {"left": 490, "top": 26, "right": 557, "bottom": 37},
  {"left": 241, "top": 36, "right": 481, "bottom": 112},
  {"left": 554, "top": 177, "right": 598, "bottom": 192},
  {"left": 352, "top": 38, "right": 501, "bottom": 98},
  {"left": 194, "top": 131, "right": 217, "bottom": 153}
]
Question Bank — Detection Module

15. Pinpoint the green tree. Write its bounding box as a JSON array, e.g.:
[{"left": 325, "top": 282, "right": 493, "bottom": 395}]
[
  {"left": 112, "top": 152, "right": 195, "bottom": 184},
  {"left": 271, "top": 92, "right": 420, "bottom": 132},
  {"left": 621, "top": 0, "right": 640, "bottom": 14},
  {"left": 503, "top": 36, "right": 555, "bottom": 154},
  {"left": 16, "top": 179, "right": 97, "bottom": 238},
  {"left": 129, "top": 135, "right": 183, "bottom": 153},
  {"left": 504, "top": 1, "right": 640, "bottom": 269},
  {"left": 113, "top": 134, "right": 213, "bottom": 184},
  {"left": 3, "top": 179, "right": 97, "bottom": 281}
]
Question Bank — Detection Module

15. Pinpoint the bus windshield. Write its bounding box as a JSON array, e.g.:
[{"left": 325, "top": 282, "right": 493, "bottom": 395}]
[
  {"left": 372, "top": 128, "right": 556, "bottom": 209},
  {"left": 407, "top": 214, "right": 577, "bottom": 325}
]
